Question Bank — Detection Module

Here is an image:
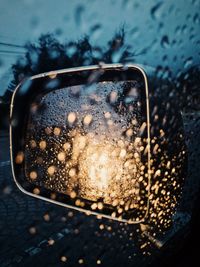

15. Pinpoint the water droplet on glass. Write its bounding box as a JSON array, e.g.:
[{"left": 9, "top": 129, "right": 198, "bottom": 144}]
[
  {"left": 74, "top": 5, "right": 85, "bottom": 27},
  {"left": 111, "top": 48, "right": 124, "bottom": 63},
  {"left": 67, "top": 112, "right": 77, "bottom": 124},
  {"left": 193, "top": 13, "right": 200, "bottom": 24},
  {"left": 47, "top": 166, "right": 56, "bottom": 176},
  {"left": 39, "top": 140, "right": 46, "bottom": 150},
  {"left": 61, "top": 256, "right": 67, "bottom": 262},
  {"left": 30, "top": 171, "right": 37, "bottom": 180},
  {"left": 184, "top": 57, "right": 193, "bottom": 69},
  {"left": 130, "top": 27, "right": 139, "bottom": 38},
  {"left": 161, "top": 35, "right": 170, "bottom": 48},
  {"left": 151, "top": 2, "right": 163, "bottom": 20},
  {"left": 30, "top": 16, "right": 39, "bottom": 29},
  {"left": 90, "top": 24, "right": 102, "bottom": 41}
]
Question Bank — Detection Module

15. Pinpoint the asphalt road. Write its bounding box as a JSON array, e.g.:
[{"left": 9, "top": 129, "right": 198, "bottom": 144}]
[{"left": 0, "top": 112, "right": 200, "bottom": 267}]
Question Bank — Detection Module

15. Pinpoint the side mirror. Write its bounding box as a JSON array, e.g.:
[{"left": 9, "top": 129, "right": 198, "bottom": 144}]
[{"left": 10, "top": 63, "right": 186, "bottom": 227}]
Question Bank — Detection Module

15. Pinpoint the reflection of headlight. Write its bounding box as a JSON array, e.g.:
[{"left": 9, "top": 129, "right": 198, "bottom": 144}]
[
  {"left": 23, "top": 78, "right": 147, "bottom": 217},
  {"left": 71, "top": 132, "right": 141, "bottom": 205},
  {"left": 79, "top": 136, "right": 123, "bottom": 196}
]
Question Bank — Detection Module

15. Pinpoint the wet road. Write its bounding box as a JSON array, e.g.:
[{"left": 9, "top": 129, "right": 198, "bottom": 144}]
[{"left": 0, "top": 112, "right": 200, "bottom": 267}]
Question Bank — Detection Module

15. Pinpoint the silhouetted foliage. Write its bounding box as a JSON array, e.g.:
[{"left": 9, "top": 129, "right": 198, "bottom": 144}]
[
  {"left": 2, "top": 29, "right": 200, "bottom": 116},
  {"left": 10, "top": 29, "right": 133, "bottom": 91}
]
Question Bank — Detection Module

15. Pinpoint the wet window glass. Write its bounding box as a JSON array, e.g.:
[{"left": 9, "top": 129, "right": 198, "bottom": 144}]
[{"left": 0, "top": 1, "right": 199, "bottom": 266}]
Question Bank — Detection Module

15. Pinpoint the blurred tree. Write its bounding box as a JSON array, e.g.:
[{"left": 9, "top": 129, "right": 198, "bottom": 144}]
[
  {"left": 10, "top": 29, "right": 133, "bottom": 91},
  {"left": 0, "top": 30, "right": 199, "bottom": 130}
]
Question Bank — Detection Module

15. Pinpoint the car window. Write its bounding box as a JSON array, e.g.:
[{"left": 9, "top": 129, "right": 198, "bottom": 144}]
[{"left": 0, "top": 1, "right": 199, "bottom": 267}]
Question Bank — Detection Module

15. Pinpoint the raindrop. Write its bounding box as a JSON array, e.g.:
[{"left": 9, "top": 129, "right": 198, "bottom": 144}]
[
  {"left": 90, "top": 24, "right": 102, "bottom": 41},
  {"left": 162, "top": 55, "right": 168, "bottom": 62},
  {"left": 70, "top": 191, "right": 77, "bottom": 198},
  {"left": 74, "top": 5, "right": 85, "bottom": 26},
  {"left": 30, "top": 16, "right": 39, "bottom": 29},
  {"left": 47, "top": 166, "right": 56, "bottom": 176},
  {"left": 187, "top": 14, "right": 192, "bottom": 22},
  {"left": 69, "top": 168, "right": 76, "bottom": 177},
  {"left": 15, "top": 151, "right": 24, "bottom": 164},
  {"left": 193, "top": 13, "right": 200, "bottom": 24},
  {"left": 151, "top": 2, "right": 163, "bottom": 20},
  {"left": 61, "top": 256, "right": 68, "bottom": 262},
  {"left": 39, "top": 140, "right": 46, "bottom": 150},
  {"left": 67, "top": 112, "right": 76, "bottom": 124},
  {"left": 3, "top": 186, "right": 12, "bottom": 194},
  {"left": 78, "top": 258, "right": 84, "bottom": 264},
  {"left": 111, "top": 48, "right": 124, "bottom": 63},
  {"left": 83, "top": 114, "right": 93, "bottom": 126},
  {"left": 63, "top": 142, "right": 71, "bottom": 151},
  {"left": 181, "top": 25, "right": 187, "bottom": 35},
  {"left": 57, "top": 152, "right": 66, "bottom": 161},
  {"left": 55, "top": 28, "right": 63, "bottom": 37},
  {"left": 121, "top": 0, "right": 132, "bottom": 9},
  {"left": 161, "top": 35, "right": 170, "bottom": 48},
  {"left": 97, "top": 259, "right": 102, "bottom": 265},
  {"left": 184, "top": 57, "right": 193, "bottom": 69},
  {"left": 33, "top": 188, "right": 40, "bottom": 195},
  {"left": 168, "top": 4, "right": 175, "bottom": 14},
  {"left": 175, "top": 26, "right": 181, "bottom": 35},
  {"left": 126, "top": 128, "right": 133, "bottom": 137},
  {"left": 104, "top": 112, "right": 111, "bottom": 119},
  {"left": 48, "top": 239, "right": 55, "bottom": 246},
  {"left": 130, "top": 27, "right": 139, "bottom": 38},
  {"left": 109, "top": 91, "right": 118, "bottom": 103},
  {"left": 158, "top": 22, "right": 164, "bottom": 32},
  {"left": 43, "top": 213, "right": 50, "bottom": 221},
  {"left": 29, "top": 227, "right": 37, "bottom": 235},
  {"left": 54, "top": 127, "right": 61, "bottom": 136},
  {"left": 30, "top": 139, "right": 37, "bottom": 148},
  {"left": 30, "top": 171, "right": 37, "bottom": 180},
  {"left": 190, "top": 34, "right": 195, "bottom": 42},
  {"left": 45, "top": 127, "right": 52, "bottom": 135}
]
